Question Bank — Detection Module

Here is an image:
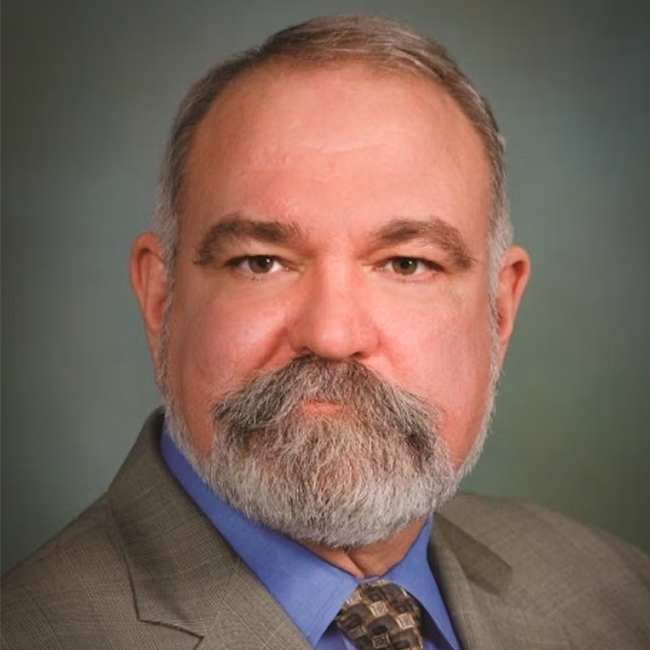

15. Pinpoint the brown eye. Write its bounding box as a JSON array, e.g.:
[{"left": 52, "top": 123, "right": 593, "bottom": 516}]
[
  {"left": 390, "top": 258, "right": 420, "bottom": 275},
  {"left": 227, "top": 255, "right": 284, "bottom": 276},
  {"left": 247, "top": 256, "right": 276, "bottom": 273}
]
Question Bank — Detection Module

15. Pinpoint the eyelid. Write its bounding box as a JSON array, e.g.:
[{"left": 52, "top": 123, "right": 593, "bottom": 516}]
[
  {"left": 226, "top": 254, "right": 290, "bottom": 277},
  {"left": 378, "top": 256, "right": 444, "bottom": 274}
]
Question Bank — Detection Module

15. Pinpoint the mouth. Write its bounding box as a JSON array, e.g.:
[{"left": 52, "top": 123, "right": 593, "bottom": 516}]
[{"left": 297, "top": 401, "right": 346, "bottom": 414}]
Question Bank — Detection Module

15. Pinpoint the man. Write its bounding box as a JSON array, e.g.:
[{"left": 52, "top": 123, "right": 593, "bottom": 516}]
[{"left": 2, "top": 14, "right": 649, "bottom": 650}]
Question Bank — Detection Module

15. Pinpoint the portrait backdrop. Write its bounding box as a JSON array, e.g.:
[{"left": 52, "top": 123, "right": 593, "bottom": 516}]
[{"left": 3, "top": 0, "right": 650, "bottom": 572}]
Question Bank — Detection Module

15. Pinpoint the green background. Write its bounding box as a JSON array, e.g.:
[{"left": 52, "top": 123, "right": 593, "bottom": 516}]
[{"left": 3, "top": 0, "right": 649, "bottom": 573}]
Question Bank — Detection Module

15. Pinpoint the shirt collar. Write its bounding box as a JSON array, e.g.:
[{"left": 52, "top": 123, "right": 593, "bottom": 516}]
[{"left": 161, "top": 423, "right": 460, "bottom": 649}]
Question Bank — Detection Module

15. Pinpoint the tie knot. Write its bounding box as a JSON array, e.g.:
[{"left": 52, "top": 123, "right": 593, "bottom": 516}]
[{"left": 336, "top": 579, "right": 424, "bottom": 650}]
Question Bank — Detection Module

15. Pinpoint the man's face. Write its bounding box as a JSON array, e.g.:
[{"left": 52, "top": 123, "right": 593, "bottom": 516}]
[
  {"left": 166, "top": 64, "right": 495, "bottom": 462},
  {"left": 133, "top": 62, "right": 529, "bottom": 544}
]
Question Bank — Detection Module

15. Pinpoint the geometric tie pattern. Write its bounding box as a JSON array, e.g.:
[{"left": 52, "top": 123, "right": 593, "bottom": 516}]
[{"left": 336, "top": 579, "right": 424, "bottom": 650}]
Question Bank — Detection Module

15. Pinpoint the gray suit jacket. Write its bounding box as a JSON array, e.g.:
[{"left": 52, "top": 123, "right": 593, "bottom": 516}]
[{"left": 3, "top": 410, "right": 650, "bottom": 649}]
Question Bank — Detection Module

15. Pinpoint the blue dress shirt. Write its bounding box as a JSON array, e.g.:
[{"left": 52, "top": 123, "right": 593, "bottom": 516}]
[{"left": 161, "top": 425, "right": 461, "bottom": 650}]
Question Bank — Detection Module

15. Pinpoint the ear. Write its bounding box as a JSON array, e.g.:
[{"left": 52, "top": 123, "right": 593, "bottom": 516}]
[
  {"left": 130, "top": 232, "right": 169, "bottom": 372},
  {"left": 494, "top": 245, "right": 531, "bottom": 363}
]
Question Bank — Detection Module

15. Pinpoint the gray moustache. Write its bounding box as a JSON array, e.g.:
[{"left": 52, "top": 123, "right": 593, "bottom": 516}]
[{"left": 210, "top": 355, "right": 439, "bottom": 458}]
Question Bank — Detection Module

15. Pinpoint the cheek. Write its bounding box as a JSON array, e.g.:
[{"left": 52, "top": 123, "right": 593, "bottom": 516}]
[
  {"left": 167, "top": 294, "right": 286, "bottom": 452},
  {"left": 437, "top": 318, "right": 494, "bottom": 465},
  {"left": 381, "top": 293, "right": 494, "bottom": 465}
]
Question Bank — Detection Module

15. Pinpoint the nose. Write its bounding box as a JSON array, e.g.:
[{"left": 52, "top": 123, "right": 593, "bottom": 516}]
[{"left": 287, "top": 264, "right": 379, "bottom": 360}]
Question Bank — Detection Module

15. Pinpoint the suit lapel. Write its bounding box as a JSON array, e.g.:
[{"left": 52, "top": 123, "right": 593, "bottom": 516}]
[
  {"left": 109, "top": 411, "right": 312, "bottom": 649},
  {"left": 431, "top": 515, "right": 572, "bottom": 650},
  {"left": 196, "top": 559, "right": 314, "bottom": 650}
]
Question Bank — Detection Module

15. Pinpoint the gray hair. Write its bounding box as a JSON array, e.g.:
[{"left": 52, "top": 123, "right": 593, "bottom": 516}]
[{"left": 153, "top": 14, "right": 513, "bottom": 289}]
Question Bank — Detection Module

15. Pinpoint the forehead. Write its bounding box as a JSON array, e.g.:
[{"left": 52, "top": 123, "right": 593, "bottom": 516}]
[{"left": 181, "top": 62, "right": 492, "bottom": 248}]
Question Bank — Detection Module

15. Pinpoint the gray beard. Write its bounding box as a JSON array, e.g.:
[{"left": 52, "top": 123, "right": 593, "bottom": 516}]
[{"left": 164, "top": 354, "right": 496, "bottom": 548}]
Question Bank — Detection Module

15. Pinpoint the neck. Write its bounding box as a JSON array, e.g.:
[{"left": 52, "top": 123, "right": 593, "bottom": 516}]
[{"left": 301, "top": 517, "right": 427, "bottom": 579}]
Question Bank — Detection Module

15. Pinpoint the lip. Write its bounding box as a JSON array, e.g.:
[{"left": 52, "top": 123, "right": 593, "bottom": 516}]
[{"left": 299, "top": 401, "right": 345, "bottom": 414}]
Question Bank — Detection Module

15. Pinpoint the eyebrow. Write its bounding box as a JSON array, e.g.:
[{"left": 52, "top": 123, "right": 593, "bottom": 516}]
[
  {"left": 194, "top": 215, "right": 306, "bottom": 266},
  {"left": 370, "top": 218, "right": 475, "bottom": 271},
  {"left": 194, "top": 214, "right": 475, "bottom": 271}
]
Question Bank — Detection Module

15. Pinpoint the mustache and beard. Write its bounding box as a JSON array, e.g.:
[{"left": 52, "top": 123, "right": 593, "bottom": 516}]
[{"left": 162, "top": 347, "right": 498, "bottom": 549}]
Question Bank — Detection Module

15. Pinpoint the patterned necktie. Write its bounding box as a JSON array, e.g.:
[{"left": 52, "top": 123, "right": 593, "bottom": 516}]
[{"left": 336, "top": 579, "right": 424, "bottom": 650}]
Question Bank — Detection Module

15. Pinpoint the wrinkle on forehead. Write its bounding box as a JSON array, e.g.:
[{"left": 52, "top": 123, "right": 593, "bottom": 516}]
[
  {"left": 181, "top": 61, "right": 492, "bottom": 255},
  {"left": 191, "top": 61, "right": 478, "bottom": 162}
]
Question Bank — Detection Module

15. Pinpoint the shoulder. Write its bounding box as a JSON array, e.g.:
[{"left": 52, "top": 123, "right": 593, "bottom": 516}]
[
  {"left": 439, "top": 491, "right": 650, "bottom": 579},
  {"left": 1, "top": 496, "right": 128, "bottom": 648},
  {"left": 437, "top": 492, "right": 650, "bottom": 645},
  {"left": 2, "top": 495, "right": 122, "bottom": 588},
  {"left": 1, "top": 411, "right": 191, "bottom": 649},
  {"left": 1, "top": 489, "right": 198, "bottom": 650}
]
